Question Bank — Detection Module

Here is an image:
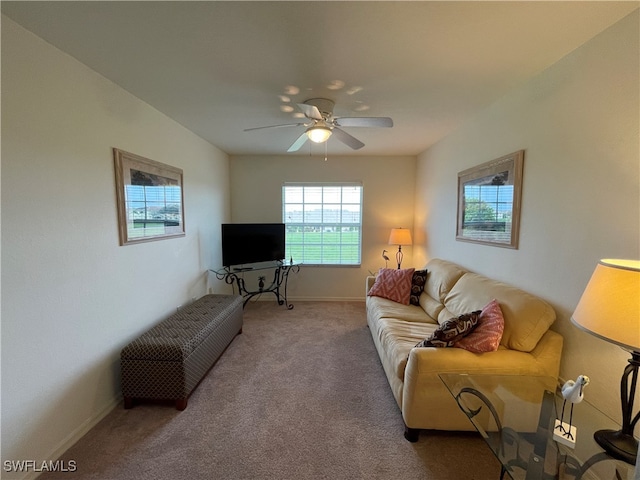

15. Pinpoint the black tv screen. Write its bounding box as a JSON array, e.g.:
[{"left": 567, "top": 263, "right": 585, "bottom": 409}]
[{"left": 221, "top": 223, "right": 286, "bottom": 267}]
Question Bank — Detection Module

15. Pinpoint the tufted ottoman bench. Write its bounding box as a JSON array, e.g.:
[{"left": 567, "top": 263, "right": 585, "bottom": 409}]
[{"left": 121, "top": 294, "right": 243, "bottom": 410}]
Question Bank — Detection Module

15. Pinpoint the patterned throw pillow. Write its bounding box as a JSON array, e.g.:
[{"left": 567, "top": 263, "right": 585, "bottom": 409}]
[
  {"left": 367, "top": 268, "right": 415, "bottom": 305},
  {"left": 410, "top": 269, "right": 428, "bottom": 306},
  {"left": 454, "top": 299, "right": 505, "bottom": 353},
  {"left": 415, "top": 310, "right": 481, "bottom": 348}
]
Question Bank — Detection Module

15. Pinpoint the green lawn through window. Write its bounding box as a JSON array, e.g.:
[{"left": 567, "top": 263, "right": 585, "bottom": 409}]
[{"left": 285, "top": 230, "right": 360, "bottom": 265}]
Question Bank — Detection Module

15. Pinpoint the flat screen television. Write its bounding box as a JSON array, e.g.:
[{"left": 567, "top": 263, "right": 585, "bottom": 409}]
[{"left": 221, "top": 223, "right": 286, "bottom": 268}]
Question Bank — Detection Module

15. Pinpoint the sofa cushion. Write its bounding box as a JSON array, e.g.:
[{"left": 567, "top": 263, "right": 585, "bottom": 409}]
[
  {"left": 455, "top": 299, "right": 505, "bottom": 353},
  {"left": 369, "top": 316, "right": 438, "bottom": 380},
  {"left": 415, "top": 311, "right": 481, "bottom": 348},
  {"left": 368, "top": 268, "right": 415, "bottom": 305},
  {"left": 366, "top": 295, "right": 436, "bottom": 324},
  {"left": 410, "top": 269, "right": 428, "bottom": 306},
  {"left": 443, "top": 273, "right": 556, "bottom": 352},
  {"left": 419, "top": 292, "right": 445, "bottom": 320},
  {"left": 423, "top": 259, "right": 468, "bottom": 303}
]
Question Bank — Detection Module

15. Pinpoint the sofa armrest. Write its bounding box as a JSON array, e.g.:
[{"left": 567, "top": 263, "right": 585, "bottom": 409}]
[
  {"left": 365, "top": 276, "right": 376, "bottom": 295},
  {"left": 405, "top": 331, "right": 562, "bottom": 377},
  {"left": 401, "top": 332, "right": 563, "bottom": 430},
  {"left": 526, "top": 329, "right": 564, "bottom": 378}
]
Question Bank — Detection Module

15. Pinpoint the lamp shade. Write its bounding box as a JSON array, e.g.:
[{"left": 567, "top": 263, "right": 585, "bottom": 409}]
[
  {"left": 571, "top": 259, "right": 640, "bottom": 353},
  {"left": 388, "top": 228, "right": 412, "bottom": 246}
]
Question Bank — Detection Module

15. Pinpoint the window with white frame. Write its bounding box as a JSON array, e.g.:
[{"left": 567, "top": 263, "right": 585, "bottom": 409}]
[{"left": 282, "top": 183, "right": 363, "bottom": 265}]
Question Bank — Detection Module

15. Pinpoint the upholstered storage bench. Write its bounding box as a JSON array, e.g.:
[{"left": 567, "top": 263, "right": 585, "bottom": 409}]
[{"left": 121, "top": 294, "right": 243, "bottom": 410}]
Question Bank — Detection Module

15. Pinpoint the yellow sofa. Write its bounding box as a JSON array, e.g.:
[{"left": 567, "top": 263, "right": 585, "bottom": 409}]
[{"left": 365, "top": 258, "right": 563, "bottom": 441}]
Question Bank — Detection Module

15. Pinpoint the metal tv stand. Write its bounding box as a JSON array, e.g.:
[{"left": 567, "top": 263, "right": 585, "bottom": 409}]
[{"left": 211, "top": 261, "right": 301, "bottom": 309}]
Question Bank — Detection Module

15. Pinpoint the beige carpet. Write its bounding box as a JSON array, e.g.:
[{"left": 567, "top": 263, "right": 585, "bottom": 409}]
[{"left": 40, "top": 301, "right": 500, "bottom": 480}]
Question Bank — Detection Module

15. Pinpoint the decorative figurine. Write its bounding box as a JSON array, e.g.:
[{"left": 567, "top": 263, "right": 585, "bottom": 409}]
[
  {"left": 382, "top": 250, "right": 390, "bottom": 268},
  {"left": 554, "top": 374, "right": 590, "bottom": 447}
]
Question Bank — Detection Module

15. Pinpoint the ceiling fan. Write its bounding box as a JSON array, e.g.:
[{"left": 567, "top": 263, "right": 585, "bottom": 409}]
[{"left": 244, "top": 98, "right": 393, "bottom": 152}]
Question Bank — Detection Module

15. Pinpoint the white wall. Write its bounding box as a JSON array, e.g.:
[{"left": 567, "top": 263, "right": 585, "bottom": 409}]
[
  {"left": 415, "top": 11, "right": 639, "bottom": 421},
  {"left": 1, "top": 17, "right": 230, "bottom": 477},
  {"left": 229, "top": 155, "right": 416, "bottom": 300}
]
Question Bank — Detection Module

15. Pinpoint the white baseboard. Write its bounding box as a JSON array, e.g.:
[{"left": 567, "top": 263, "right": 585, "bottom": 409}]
[
  {"left": 252, "top": 296, "right": 365, "bottom": 303},
  {"left": 16, "top": 396, "right": 121, "bottom": 480}
]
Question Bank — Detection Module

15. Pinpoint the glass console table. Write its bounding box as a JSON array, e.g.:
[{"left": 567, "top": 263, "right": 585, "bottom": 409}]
[
  {"left": 439, "top": 374, "right": 636, "bottom": 480},
  {"left": 210, "top": 261, "right": 301, "bottom": 309}
]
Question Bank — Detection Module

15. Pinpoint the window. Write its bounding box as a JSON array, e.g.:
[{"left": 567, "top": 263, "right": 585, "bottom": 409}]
[
  {"left": 456, "top": 150, "right": 523, "bottom": 248},
  {"left": 283, "top": 183, "right": 363, "bottom": 265},
  {"left": 462, "top": 183, "right": 514, "bottom": 242},
  {"left": 126, "top": 181, "right": 182, "bottom": 233}
]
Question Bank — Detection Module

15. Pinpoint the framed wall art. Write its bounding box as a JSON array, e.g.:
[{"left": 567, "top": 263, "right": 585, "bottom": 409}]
[
  {"left": 456, "top": 150, "right": 524, "bottom": 249},
  {"left": 113, "top": 148, "right": 185, "bottom": 246}
]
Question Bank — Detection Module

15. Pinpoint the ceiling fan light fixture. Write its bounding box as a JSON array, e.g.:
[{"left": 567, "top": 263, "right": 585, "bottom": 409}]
[{"left": 306, "top": 125, "right": 332, "bottom": 143}]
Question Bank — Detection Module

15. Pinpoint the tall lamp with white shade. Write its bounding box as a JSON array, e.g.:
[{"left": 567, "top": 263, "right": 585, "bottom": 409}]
[
  {"left": 388, "top": 228, "right": 412, "bottom": 269},
  {"left": 571, "top": 259, "right": 640, "bottom": 465}
]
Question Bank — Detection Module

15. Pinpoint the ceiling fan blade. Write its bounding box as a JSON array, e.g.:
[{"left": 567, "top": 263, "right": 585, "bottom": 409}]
[
  {"left": 297, "top": 103, "right": 323, "bottom": 120},
  {"left": 287, "top": 132, "right": 309, "bottom": 152},
  {"left": 334, "top": 117, "right": 393, "bottom": 128},
  {"left": 244, "top": 123, "right": 305, "bottom": 132},
  {"left": 332, "top": 127, "right": 364, "bottom": 150}
]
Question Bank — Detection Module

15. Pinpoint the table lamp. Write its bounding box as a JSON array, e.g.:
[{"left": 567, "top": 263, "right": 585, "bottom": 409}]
[
  {"left": 388, "top": 228, "right": 412, "bottom": 269},
  {"left": 570, "top": 259, "right": 640, "bottom": 464}
]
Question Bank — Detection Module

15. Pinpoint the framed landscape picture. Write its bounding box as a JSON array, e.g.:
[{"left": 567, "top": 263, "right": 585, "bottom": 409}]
[
  {"left": 456, "top": 150, "right": 524, "bottom": 249},
  {"left": 113, "top": 148, "right": 185, "bottom": 246}
]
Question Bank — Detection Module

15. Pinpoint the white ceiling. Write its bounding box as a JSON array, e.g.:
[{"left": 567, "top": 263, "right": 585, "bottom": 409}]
[{"left": 3, "top": 1, "right": 638, "bottom": 156}]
